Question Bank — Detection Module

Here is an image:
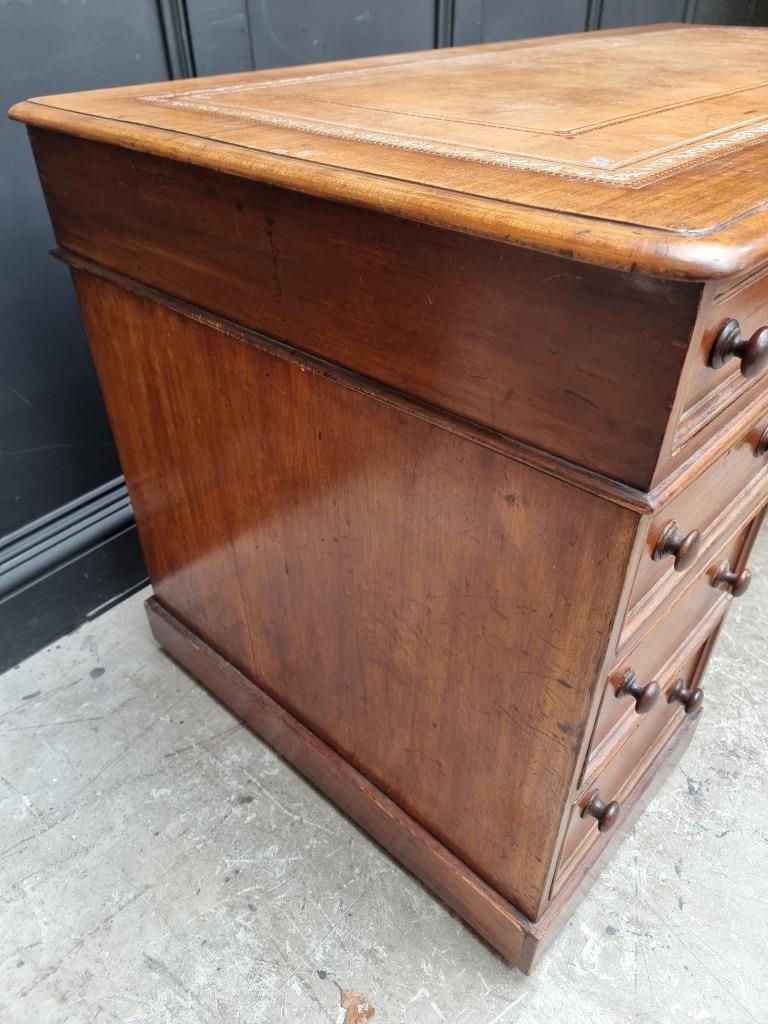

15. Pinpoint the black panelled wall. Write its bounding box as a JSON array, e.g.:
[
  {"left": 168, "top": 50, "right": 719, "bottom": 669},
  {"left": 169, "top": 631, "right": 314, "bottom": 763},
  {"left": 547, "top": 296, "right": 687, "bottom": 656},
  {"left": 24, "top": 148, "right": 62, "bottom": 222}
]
[{"left": 2, "top": 0, "right": 766, "bottom": 671}]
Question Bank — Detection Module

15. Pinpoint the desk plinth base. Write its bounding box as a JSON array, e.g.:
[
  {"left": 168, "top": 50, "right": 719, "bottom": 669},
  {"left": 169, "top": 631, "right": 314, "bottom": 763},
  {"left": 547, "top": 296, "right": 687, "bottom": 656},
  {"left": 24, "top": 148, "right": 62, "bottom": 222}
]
[{"left": 146, "top": 596, "right": 698, "bottom": 973}]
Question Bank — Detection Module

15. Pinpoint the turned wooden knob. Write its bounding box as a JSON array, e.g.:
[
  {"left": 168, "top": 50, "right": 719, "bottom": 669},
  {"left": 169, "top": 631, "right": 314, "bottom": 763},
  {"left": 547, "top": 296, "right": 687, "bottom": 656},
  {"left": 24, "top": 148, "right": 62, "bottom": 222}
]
[
  {"left": 616, "top": 669, "right": 661, "bottom": 714},
  {"left": 668, "top": 679, "right": 704, "bottom": 716},
  {"left": 709, "top": 318, "right": 768, "bottom": 379},
  {"left": 652, "top": 521, "right": 701, "bottom": 571},
  {"left": 581, "top": 790, "right": 621, "bottom": 833},
  {"left": 711, "top": 561, "right": 752, "bottom": 596},
  {"left": 754, "top": 426, "right": 768, "bottom": 457}
]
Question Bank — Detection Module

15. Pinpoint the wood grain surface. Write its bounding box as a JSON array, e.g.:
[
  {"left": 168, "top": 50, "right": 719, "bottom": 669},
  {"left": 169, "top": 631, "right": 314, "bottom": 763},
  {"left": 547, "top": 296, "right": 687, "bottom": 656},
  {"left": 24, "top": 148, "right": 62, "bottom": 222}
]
[
  {"left": 30, "top": 131, "right": 700, "bottom": 489},
  {"left": 145, "top": 596, "right": 535, "bottom": 971},
  {"left": 72, "top": 268, "right": 638, "bottom": 921}
]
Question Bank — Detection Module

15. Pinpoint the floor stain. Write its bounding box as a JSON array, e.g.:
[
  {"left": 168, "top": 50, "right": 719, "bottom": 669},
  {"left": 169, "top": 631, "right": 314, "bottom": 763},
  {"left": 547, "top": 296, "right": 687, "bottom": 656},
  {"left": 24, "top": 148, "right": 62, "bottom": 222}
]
[
  {"left": 340, "top": 988, "right": 375, "bottom": 1023},
  {"left": 686, "top": 776, "right": 703, "bottom": 797}
]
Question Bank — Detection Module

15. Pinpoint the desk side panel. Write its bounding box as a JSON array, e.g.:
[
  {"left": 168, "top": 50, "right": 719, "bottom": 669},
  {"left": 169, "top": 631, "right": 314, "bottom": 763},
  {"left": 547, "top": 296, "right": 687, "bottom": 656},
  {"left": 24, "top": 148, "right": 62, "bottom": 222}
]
[{"left": 71, "top": 269, "right": 637, "bottom": 920}]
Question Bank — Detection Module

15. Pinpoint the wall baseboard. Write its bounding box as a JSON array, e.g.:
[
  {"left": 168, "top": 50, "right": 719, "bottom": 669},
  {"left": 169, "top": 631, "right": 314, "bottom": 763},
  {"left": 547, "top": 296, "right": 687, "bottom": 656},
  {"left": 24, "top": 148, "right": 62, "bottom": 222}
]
[{"left": 0, "top": 477, "right": 148, "bottom": 673}]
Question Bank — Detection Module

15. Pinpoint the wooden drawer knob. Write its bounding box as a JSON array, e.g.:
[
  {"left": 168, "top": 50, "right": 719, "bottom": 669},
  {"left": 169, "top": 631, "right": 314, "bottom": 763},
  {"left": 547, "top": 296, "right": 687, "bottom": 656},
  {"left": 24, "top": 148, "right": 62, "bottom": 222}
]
[
  {"left": 581, "top": 790, "right": 621, "bottom": 833},
  {"left": 754, "top": 426, "right": 768, "bottom": 457},
  {"left": 709, "top": 318, "right": 768, "bottom": 379},
  {"left": 616, "top": 669, "right": 661, "bottom": 714},
  {"left": 668, "top": 679, "right": 704, "bottom": 716},
  {"left": 652, "top": 521, "right": 701, "bottom": 572},
  {"left": 711, "top": 561, "right": 752, "bottom": 597}
]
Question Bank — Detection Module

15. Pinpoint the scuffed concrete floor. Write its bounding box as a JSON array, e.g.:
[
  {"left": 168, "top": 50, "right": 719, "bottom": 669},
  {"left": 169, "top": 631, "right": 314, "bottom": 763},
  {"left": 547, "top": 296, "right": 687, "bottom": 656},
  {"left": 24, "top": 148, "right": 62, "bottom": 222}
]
[{"left": 2, "top": 533, "right": 767, "bottom": 1024}]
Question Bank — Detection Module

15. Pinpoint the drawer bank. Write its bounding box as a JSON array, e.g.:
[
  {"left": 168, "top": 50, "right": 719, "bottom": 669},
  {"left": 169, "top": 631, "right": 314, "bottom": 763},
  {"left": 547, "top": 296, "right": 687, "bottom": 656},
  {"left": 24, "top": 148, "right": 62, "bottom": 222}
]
[{"left": 11, "top": 23, "right": 768, "bottom": 972}]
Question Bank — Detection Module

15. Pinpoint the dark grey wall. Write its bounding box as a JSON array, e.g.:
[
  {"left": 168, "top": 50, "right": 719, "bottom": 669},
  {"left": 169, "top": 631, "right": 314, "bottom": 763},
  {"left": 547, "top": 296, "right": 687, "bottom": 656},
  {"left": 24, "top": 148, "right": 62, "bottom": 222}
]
[
  {"left": 0, "top": 1, "right": 178, "bottom": 667},
  {"left": 453, "top": 0, "right": 764, "bottom": 42},
  {"left": 1, "top": 1, "right": 172, "bottom": 536},
  {"left": 187, "top": 0, "right": 438, "bottom": 76},
  {"left": 2, "top": 0, "right": 766, "bottom": 670}
]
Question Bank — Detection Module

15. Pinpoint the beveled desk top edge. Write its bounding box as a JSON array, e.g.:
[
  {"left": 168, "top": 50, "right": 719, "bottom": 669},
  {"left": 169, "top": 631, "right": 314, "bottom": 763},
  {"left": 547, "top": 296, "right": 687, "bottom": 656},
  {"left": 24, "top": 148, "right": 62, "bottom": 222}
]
[{"left": 11, "top": 23, "right": 768, "bottom": 281}]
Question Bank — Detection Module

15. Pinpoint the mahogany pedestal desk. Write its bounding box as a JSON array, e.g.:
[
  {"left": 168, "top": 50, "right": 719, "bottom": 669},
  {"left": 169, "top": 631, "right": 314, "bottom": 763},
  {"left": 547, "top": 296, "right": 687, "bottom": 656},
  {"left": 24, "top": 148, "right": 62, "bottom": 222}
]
[{"left": 12, "top": 23, "right": 768, "bottom": 972}]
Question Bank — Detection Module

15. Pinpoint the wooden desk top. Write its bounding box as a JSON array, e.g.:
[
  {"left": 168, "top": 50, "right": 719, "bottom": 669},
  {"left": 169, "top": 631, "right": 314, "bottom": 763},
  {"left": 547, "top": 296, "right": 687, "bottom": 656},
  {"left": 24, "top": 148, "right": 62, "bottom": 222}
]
[{"left": 11, "top": 23, "right": 768, "bottom": 279}]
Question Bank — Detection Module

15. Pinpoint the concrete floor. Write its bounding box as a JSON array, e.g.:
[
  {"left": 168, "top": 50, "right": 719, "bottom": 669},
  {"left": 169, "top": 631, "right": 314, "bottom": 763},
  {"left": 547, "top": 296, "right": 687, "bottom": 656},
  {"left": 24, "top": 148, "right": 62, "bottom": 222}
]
[{"left": 1, "top": 534, "right": 767, "bottom": 1024}]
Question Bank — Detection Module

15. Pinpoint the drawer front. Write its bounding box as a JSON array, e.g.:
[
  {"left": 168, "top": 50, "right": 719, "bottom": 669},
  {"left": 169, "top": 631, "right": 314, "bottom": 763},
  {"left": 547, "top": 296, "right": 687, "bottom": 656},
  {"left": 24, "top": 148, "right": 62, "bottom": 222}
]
[
  {"left": 555, "top": 637, "right": 713, "bottom": 894},
  {"left": 585, "top": 509, "right": 761, "bottom": 780},
  {"left": 623, "top": 422, "right": 768, "bottom": 643},
  {"left": 674, "top": 266, "right": 768, "bottom": 453},
  {"left": 588, "top": 599, "right": 726, "bottom": 779}
]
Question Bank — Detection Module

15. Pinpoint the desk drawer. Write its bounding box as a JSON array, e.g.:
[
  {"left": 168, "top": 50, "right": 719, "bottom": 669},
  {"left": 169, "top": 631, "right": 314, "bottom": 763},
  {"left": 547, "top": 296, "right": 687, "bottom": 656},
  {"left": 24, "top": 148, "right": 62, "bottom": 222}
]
[
  {"left": 674, "top": 265, "right": 768, "bottom": 454},
  {"left": 555, "top": 636, "right": 713, "bottom": 895},
  {"left": 586, "top": 598, "right": 727, "bottom": 783},
  {"left": 624, "top": 428, "right": 768, "bottom": 646},
  {"left": 583, "top": 506, "right": 762, "bottom": 780}
]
